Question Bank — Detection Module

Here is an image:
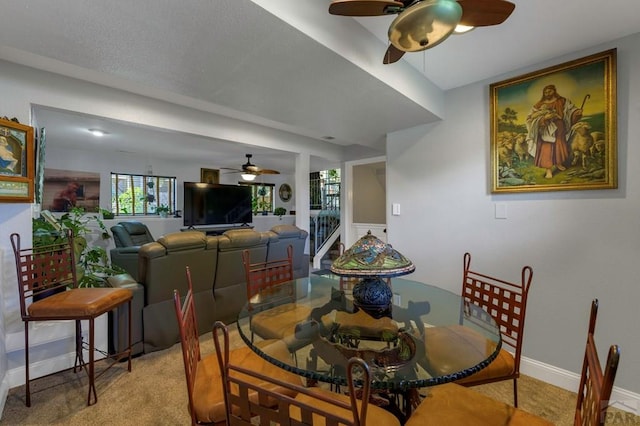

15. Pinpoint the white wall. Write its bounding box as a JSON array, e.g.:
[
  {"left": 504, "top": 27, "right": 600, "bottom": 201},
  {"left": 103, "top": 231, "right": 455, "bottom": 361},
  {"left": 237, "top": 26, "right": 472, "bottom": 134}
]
[
  {"left": 387, "top": 33, "right": 640, "bottom": 395},
  {"left": 352, "top": 162, "right": 386, "bottom": 224},
  {"left": 44, "top": 145, "right": 296, "bottom": 216}
]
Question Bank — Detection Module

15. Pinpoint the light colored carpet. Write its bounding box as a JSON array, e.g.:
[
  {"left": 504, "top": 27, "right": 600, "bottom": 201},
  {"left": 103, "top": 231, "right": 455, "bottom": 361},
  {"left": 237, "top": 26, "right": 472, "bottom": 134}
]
[{"left": 0, "top": 326, "right": 635, "bottom": 425}]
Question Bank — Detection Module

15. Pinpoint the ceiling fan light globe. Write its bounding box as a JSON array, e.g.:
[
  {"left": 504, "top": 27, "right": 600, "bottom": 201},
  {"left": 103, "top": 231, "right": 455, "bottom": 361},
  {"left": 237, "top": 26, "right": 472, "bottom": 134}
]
[
  {"left": 454, "top": 24, "right": 474, "bottom": 34},
  {"left": 388, "top": 0, "right": 462, "bottom": 52},
  {"left": 241, "top": 173, "right": 257, "bottom": 181}
]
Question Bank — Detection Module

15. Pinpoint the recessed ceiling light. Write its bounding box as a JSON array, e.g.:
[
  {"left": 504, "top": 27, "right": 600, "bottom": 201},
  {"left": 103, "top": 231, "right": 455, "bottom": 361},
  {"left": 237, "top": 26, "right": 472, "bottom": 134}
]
[
  {"left": 89, "top": 129, "right": 107, "bottom": 137},
  {"left": 322, "top": 136, "right": 335, "bottom": 140}
]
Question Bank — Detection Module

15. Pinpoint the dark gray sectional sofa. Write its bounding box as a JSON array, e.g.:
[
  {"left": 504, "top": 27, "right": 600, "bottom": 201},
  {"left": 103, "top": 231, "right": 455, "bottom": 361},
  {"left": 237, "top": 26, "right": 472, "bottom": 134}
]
[{"left": 109, "top": 224, "right": 309, "bottom": 355}]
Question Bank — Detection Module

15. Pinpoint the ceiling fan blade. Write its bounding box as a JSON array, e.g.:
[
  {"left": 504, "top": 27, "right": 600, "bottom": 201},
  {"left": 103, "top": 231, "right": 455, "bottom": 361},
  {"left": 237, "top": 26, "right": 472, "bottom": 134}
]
[
  {"left": 329, "top": 0, "right": 404, "bottom": 16},
  {"left": 457, "top": 0, "right": 515, "bottom": 27},
  {"left": 383, "top": 44, "right": 405, "bottom": 64},
  {"left": 220, "top": 167, "right": 242, "bottom": 172},
  {"left": 258, "top": 169, "right": 280, "bottom": 175}
]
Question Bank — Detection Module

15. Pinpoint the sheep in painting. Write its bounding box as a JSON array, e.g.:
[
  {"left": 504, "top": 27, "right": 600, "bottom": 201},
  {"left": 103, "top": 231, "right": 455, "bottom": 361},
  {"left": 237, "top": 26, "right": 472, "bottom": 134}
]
[
  {"left": 569, "top": 122, "right": 594, "bottom": 169},
  {"left": 513, "top": 133, "right": 531, "bottom": 163},
  {"left": 497, "top": 132, "right": 515, "bottom": 167},
  {"left": 590, "top": 131, "right": 605, "bottom": 157}
]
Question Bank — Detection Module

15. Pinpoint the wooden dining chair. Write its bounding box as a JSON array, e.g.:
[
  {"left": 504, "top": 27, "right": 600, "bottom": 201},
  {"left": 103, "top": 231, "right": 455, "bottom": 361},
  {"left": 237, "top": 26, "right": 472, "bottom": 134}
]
[
  {"left": 575, "top": 299, "right": 620, "bottom": 426},
  {"left": 10, "top": 230, "right": 133, "bottom": 407},
  {"left": 423, "top": 252, "right": 532, "bottom": 407},
  {"left": 406, "top": 299, "right": 620, "bottom": 426},
  {"left": 213, "top": 320, "right": 401, "bottom": 426},
  {"left": 174, "top": 266, "right": 303, "bottom": 425},
  {"left": 242, "top": 245, "right": 312, "bottom": 345}
]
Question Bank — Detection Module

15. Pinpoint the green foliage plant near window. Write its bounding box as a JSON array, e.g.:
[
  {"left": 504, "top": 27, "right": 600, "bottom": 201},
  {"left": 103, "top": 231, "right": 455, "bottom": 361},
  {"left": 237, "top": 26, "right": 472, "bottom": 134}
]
[
  {"left": 111, "top": 173, "right": 176, "bottom": 215},
  {"left": 33, "top": 207, "right": 124, "bottom": 287},
  {"left": 155, "top": 204, "right": 170, "bottom": 217}
]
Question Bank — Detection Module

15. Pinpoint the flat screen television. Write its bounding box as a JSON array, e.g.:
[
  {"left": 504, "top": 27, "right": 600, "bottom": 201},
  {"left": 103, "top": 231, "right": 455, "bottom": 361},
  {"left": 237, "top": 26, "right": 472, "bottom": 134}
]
[{"left": 183, "top": 182, "right": 252, "bottom": 227}]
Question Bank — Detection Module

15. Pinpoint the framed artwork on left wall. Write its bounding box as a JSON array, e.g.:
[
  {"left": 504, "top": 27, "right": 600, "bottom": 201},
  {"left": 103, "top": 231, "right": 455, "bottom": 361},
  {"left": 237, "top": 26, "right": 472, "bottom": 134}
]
[{"left": 0, "top": 118, "right": 34, "bottom": 202}]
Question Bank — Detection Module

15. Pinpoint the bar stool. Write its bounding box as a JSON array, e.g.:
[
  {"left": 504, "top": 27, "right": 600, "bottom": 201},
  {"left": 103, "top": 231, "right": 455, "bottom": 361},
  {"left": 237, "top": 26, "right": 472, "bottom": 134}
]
[{"left": 10, "top": 230, "right": 133, "bottom": 406}]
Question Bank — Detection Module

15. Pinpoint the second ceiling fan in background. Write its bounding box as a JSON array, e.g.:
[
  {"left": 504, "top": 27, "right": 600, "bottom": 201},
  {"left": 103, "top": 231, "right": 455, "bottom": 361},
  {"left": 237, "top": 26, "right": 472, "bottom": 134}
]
[
  {"left": 328, "top": 0, "right": 515, "bottom": 64},
  {"left": 221, "top": 154, "right": 280, "bottom": 181}
]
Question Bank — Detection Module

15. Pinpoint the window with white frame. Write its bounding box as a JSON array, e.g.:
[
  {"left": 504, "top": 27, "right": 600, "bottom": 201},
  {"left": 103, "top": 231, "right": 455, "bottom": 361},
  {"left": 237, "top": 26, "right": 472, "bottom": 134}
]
[
  {"left": 240, "top": 182, "right": 274, "bottom": 213},
  {"left": 111, "top": 173, "right": 177, "bottom": 216}
]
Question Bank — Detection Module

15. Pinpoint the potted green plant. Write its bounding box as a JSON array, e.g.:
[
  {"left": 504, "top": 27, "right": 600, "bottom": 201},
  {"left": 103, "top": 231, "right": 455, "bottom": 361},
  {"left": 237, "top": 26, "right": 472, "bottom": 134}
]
[
  {"left": 156, "top": 204, "right": 170, "bottom": 218},
  {"left": 256, "top": 199, "right": 270, "bottom": 215},
  {"left": 100, "top": 208, "right": 115, "bottom": 220},
  {"left": 274, "top": 207, "right": 287, "bottom": 219},
  {"left": 33, "top": 207, "right": 125, "bottom": 287}
]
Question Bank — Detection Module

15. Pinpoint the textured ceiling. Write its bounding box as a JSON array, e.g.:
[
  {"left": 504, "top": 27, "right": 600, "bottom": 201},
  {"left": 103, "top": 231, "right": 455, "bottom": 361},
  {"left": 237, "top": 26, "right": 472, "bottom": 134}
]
[{"left": 0, "top": 0, "right": 638, "bottom": 172}]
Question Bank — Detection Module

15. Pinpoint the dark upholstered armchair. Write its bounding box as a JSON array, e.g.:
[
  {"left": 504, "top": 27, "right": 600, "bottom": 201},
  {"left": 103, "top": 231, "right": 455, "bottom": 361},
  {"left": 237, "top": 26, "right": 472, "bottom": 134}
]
[
  {"left": 110, "top": 221, "right": 155, "bottom": 281},
  {"left": 112, "top": 221, "right": 155, "bottom": 247}
]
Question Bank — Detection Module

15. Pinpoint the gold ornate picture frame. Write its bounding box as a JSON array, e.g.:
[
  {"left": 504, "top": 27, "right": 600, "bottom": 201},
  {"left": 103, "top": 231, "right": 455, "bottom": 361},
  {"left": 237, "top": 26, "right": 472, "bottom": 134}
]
[
  {"left": 490, "top": 49, "right": 617, "bottom": 193},
  {"left": 200, "top": 168, "right": 219, "bottom": 184},
  {"left": 0, "top": 118, "right": 34, "bottom": 202}
]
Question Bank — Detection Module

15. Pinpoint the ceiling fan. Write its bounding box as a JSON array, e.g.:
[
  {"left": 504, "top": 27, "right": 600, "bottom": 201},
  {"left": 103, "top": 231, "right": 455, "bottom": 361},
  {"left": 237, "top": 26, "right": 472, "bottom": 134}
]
[
  {"left": 328, "top": 0, "right": 515, "bottom": 64},
  {"left": 221, "top": 154, "right": 280, "bottom": 181}
]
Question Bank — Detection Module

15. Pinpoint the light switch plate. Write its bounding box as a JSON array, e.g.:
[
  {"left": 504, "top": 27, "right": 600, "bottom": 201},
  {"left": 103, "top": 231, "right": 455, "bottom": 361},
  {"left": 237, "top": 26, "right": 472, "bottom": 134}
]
[{"left": 495, "top": 203, "right": 507, "bottom": 219}]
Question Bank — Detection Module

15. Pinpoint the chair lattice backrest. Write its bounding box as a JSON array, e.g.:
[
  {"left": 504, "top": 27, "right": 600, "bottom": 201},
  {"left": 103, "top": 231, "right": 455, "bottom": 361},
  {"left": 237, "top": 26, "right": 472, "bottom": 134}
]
[
  {"left": 173, "top": 266, "right": 201, "bottom": 425},
  {"left": 461, "top": 252, "right": 532, "bottom": 359},
  {"left": 575, "top": 299, "right": 620, "bottom": 426},
  {"left": 11, "top": 230, "right": 77, "bottom": 319},
  {"left": 243, "top": 245, "right": 294, "bottom": 308},
  {"left": 213, "top": 321, "right": 372, "bottom": 426}
]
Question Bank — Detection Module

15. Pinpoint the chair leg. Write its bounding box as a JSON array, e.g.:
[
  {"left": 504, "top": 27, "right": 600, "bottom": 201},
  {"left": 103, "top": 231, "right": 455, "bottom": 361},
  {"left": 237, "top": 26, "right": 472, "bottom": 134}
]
[
  {"left": 87, "top": 318, "right": 97, "bottom": 406},
  {"left": 24, "top": 322, "right": 31, "bottom": 407},
  {"left": 73, "top": 320, "right": 83, "bottom": 373},
  {"left": 513, "top": 378, "right": 518, "bottom": 407},
  {"left": 126, "top": 300, "right": 132, "bottom": 372}
]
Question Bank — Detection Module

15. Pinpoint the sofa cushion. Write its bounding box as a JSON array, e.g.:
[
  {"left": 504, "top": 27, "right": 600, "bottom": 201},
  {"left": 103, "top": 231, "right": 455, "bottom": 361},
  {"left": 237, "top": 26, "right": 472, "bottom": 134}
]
[
  {"left": 266, "top": 225, "right": 309, "bottom": 279},
  {"left": 157, "top": 231, "right": 207, "bottom": 252},
  {"left": 219, "top": 229, "right": 269, "bottom": 249},
  {"left": 271, "top": 224, "right": 308, "bottom": 239}
]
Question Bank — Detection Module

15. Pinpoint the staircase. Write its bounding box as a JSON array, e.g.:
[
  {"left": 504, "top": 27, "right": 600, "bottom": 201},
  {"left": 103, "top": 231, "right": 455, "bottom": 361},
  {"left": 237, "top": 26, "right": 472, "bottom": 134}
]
[{"left": 310, "top": 209, "right": 340, "bottom": 270}]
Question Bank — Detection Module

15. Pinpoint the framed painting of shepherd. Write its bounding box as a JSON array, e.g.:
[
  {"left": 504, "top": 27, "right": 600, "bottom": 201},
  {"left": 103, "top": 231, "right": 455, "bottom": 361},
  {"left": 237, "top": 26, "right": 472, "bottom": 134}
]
[
  {"left": 490, "top": 49, "right": 617, "bottom": 193},
  {"left": 0, "top": 118, "right": 34, "bottom": 202}
]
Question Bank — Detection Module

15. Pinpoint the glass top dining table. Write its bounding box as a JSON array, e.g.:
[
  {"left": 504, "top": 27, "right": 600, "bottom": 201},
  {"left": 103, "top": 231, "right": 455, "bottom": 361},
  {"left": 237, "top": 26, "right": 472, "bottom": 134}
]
[{"left": 236, "top": 273, "right": 501, "bottom": 397}]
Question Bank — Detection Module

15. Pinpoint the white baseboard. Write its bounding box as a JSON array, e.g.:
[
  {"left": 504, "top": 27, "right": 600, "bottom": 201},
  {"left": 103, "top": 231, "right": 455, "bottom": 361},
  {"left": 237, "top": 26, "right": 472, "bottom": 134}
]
[
  {"left": 5, "top": 352, "right": 78, "bottom": 388},
  {"left": 521, "top": 356, "right": 640, "bottom": 415}
]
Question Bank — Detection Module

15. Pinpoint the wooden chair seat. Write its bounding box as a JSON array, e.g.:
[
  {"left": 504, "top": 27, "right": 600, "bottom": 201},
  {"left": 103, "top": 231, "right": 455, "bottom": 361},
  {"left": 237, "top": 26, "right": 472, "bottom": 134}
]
[
  {"left": 457, "top": 349, "right": 514, "bottom": 384},
  {"left": 214, "top": 321, "right": 401, "bottom": 426},
  {"left": 405, "top": 383, "right": 553, "bottom": 426},
  {"left": 192, "top": 343, "right": 301, "bottom": 424},
  {"left": 28, "top": 287, "right": 133, "bottom": 318},
  {"left": 250, "top": 303, "right": 313, "bottom": 340},
  {"left": 407, "top": 299, "right": 620, "bottom": 426},
  {"left": 243, "top": 245, "right": 313, "bottom": 351},
  {"left": 423, "top": 324, "right": 512, "bottom": 380},
  {"left": 322, "top": 309, "right": 399, "bottom": 339},
  {"left": 292, "top": 387, "right": 401, "bottom": 426}
]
